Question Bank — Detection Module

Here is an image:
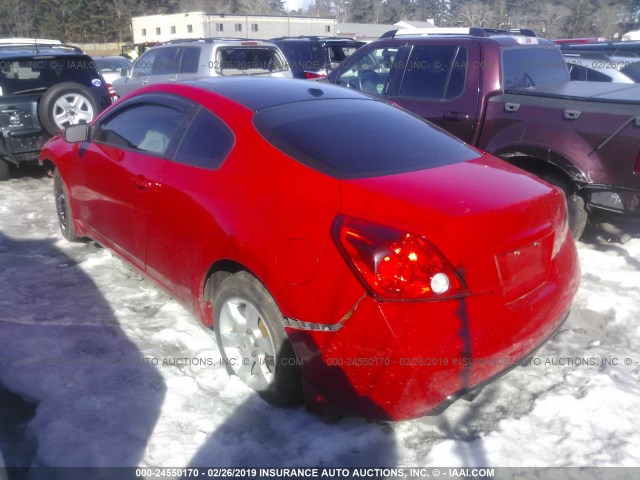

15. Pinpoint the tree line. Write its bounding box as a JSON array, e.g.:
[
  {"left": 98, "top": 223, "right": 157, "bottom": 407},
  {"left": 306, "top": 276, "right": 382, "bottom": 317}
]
[{"left": 0, "top": 0, "right": 638, "bottom": 43}]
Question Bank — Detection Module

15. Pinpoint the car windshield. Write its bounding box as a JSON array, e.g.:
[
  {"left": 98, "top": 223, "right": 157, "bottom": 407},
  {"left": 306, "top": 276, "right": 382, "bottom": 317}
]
[
  {"left": 278, "top": 43, "right": 322, "bottom": 72},
  {"left": 0, "top": 55, "right": 102, "bottom": 94},
  {"left": 503, "top": 47, "right": 569, "bottom": 89},
  {"left": 253, "top": 98, "right": 479, "bottom": 179}
]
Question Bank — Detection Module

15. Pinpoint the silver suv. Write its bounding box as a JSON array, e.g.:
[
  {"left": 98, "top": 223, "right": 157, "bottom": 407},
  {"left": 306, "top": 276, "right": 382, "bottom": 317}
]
[{"left": 112, "top": 38, "right": 291, "bottom": 97}]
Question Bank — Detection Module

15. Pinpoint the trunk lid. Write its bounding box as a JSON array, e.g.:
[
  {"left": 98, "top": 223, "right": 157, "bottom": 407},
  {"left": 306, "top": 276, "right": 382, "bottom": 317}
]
[{"left": 338, "top": 155, "right": 566, "bottom": 301}]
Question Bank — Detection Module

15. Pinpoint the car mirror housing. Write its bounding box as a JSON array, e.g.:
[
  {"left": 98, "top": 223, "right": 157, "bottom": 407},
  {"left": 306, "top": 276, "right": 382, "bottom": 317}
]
[{"left": 64, "top": 123, "right": 90, "bottom": 143}]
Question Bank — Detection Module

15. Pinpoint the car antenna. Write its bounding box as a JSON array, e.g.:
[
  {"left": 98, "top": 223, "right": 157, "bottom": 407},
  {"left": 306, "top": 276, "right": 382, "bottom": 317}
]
[{"left": 33, "top": 37, "right": 39, "bottom": 54}]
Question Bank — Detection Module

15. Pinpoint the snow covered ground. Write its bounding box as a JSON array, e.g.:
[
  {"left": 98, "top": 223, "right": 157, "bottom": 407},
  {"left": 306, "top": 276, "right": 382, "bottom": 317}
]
[{"left": 1, "top": 168, "right": 639, "bottom": 469}]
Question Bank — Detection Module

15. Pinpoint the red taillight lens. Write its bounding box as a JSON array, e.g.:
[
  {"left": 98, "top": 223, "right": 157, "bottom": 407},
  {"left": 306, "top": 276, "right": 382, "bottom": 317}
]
[
  {"left": 106, "top": 84, "right": 119, "bottom": 103},
  {"left": 304, "top": 70, "right": 328, "bottom": 79},
  {"left": 332, "top": 215, "right": 469, "bottom": 301}
]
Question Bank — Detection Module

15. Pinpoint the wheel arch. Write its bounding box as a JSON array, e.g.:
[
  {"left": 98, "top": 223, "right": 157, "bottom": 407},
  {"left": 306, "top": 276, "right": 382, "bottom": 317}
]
[
  {"left": 494, "top": 145, "right": 587, "bottom": 191},
  {"left": 199, "top": 259, "right": 268, "bottom": 327}
]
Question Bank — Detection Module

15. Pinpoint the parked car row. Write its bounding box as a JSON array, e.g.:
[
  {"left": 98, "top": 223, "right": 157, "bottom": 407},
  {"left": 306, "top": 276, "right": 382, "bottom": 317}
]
[{"left": 3, "top": 29, "right": 638, "bottom": 420}]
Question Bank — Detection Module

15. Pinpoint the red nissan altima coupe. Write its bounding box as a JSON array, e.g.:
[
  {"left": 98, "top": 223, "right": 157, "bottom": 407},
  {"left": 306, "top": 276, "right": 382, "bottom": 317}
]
[{"left": 40, "top": 77, "right": 580, "bottom": 420}]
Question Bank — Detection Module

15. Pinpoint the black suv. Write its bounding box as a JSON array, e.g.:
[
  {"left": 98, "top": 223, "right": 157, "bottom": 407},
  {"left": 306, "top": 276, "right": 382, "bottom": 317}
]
[
  {"left": 0, "top": 41, "right": 114, "bottom": 180},
  {"left": 270, "top": 36, "right": 364, "bottom": 79}
]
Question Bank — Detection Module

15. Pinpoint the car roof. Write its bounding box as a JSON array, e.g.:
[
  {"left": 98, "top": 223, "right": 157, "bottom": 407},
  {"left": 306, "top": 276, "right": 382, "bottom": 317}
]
[
  {"left": 180, "top": 77, "right": 371, "bottom": 111},
  {"left": 377, "top": 28, "right": 555, "bottom": 48},
  {"left": 270, "top": 36, "right": 364, "bottom": 44},
  {"left": 0, "top": 44, "right": 85, "bottom": 57},
  {"left": 158, "top": 38, "right": 280, "bottom": 47}
]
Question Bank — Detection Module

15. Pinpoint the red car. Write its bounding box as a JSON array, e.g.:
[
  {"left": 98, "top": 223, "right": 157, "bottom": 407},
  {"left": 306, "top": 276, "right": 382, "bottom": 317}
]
[{"left": 40, "top": 78, "right": 580, "bottom": 420}]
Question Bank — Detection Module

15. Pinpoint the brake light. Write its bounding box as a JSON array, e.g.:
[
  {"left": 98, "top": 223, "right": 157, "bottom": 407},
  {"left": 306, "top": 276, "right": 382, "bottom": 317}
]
[
  {"left": 552, "top": 205, "right": 569, "bottom": 258},
  {"left": 332, "top": 215, "right": 469, "bottom": 301},
  {"left": 106, "top": 84, "right": 119, "bottom": 103},
  {"left": 304, "top": 70, "right": 328, "bottom": 79},
  {"left": 241, "top": 42, "right": 259, "bottom": 46}
]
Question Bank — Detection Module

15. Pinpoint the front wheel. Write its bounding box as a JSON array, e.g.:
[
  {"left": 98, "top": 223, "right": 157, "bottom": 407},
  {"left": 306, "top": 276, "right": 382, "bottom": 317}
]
[
  {"left": 212, "top": 271, "right": 303, "bottom": 407},
  {"left": 541, "top": 174, "right": 588, "bottom": 240},
  {"left": 53, "top": 169, "right": 82, "bottom": 242}
]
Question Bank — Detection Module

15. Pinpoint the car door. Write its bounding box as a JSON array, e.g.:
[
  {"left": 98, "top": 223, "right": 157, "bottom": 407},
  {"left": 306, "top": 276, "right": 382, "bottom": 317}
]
[
  {"left": 176, "top": 46, "right": 203, "bottom": 81},
  {"left": 71, "top": 95, "right": 190, "bottom": 270},
  {"left": 144, "top": 106, "right": 235, "bottom": 305},
  {"left": 390, "top": 41, "right": 481, "bottom": 143}
]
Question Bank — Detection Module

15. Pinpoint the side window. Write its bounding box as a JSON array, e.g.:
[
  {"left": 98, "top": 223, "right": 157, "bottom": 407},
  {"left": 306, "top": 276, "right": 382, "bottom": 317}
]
[
  {"left": 133, "top": 50, "right": 158, "bottom": 77},
  {"left": 335, "top": 47, "right": 399, "bottom": 96},
  {"left": 180, "top": 47, "right": 201, "bottom": 74},
  {"left": 567, "top": 63, "right": 586, "bottom": 81},
  {"left": 152, "top": 47, "right": 180, "bottom": 75},
  {"left": 97, "top": 104, "right": 185, "bottom": 157},
  {"left": 399, "top": 45, "right": 467, "bottom": 100},
  {"left": 174, "top": 108, "right": 234, "bottom": 169}
]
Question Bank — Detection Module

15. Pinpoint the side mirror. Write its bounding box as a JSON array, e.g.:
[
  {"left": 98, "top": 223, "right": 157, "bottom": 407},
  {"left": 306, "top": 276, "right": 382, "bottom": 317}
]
[
  {"left": 64, "top": 123, "right": 90, "bottom": 143},
  {"left": 120, "top": 68, "right": 130, "bottom": 77}
]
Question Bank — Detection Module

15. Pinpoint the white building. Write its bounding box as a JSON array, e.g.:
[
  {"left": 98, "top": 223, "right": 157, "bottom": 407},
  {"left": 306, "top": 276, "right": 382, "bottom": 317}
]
[
  {"left": 131, "top": 12, "right": 338, "bottom": 44},
  {"left": 622, "top": 29, "right": 640, "bottom": 41}
]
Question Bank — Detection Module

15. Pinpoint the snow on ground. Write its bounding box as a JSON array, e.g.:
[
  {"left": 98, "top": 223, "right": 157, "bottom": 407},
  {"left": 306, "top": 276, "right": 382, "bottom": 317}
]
[{"left": 1, "top": 169, "right": 639, "bottom": 469}]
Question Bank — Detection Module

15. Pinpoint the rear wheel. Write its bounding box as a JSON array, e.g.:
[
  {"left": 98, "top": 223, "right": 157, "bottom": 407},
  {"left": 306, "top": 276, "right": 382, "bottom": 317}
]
[
  {"left": 541, "top": 174, "right": 588, "bottom": 240},
  {"left": 212, "top": 271, "right": 303, "bottom": 407},
  {"left": 54, "top": 169, "right": 81, "bottom": 242}
]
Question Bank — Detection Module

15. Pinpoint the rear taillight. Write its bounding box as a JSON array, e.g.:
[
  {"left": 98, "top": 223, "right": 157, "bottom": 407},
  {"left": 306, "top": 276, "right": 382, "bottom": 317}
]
[
  {"left": 106, "top": 84, "right": 119, "bottom": 103},
  {"left": 304, "top": 70, "right": 328, "bottom": 79},
  {"left": 635, "top": 147, "right": 640, "bottom": 175},
  {"left": 552, "top": 199, "right": 569, "bottom": 258},
  {"left": 332, "top": 215, "right": 469, "bottom": 301}
]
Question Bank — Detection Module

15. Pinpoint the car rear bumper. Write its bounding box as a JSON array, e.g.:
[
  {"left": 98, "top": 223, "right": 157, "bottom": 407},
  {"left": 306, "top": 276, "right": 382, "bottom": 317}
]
[{"left": 285, "top": 235, "right": 580, "bottom": 420}]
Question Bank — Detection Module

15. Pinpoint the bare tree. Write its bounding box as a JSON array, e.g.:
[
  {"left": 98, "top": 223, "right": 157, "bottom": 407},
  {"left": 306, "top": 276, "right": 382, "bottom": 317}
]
[{"left": 453, "top": 0, "right": 498, "bottom": 27}]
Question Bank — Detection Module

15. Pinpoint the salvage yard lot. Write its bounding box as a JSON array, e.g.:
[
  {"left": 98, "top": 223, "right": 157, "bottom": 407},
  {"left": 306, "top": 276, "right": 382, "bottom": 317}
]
[{"left": 1, "top": 169, "right": 639, "bottom": 468}]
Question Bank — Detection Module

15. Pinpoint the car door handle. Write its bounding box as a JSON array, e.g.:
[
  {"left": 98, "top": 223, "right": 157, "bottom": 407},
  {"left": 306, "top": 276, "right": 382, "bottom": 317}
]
[
  {"left": 141, "top": 79, "right": 149, "bottom": 85},
  {"left": 443, "top": 111, "right": 470, "bottom": 122},
  {"left": 130, "top": 176, "right": 152, "bottom": 190}
]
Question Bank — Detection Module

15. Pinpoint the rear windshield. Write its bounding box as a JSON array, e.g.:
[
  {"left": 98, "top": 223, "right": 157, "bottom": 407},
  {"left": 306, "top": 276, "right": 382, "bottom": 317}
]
[
  {"left": 253, "top": 99, "right": 479, "bottom": 179},
  {"left": 0, "top": 55, "right": 103, "bottom": 95},
  {"left": 277, "top": 43, "right": 322, "bottom": 72},
  {"left": 503, "top": 47, "right": 569, "bottom": 89},
  {"left": 216, "top": 47, "right": 288, "bottom": 75}
]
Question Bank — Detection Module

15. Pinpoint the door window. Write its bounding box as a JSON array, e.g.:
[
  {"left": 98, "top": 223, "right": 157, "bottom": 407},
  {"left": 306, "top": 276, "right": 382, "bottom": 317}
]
[
  {"left": 96, "top": 104, "right": 186, "bottom": 157},
  {"left": 334, "top": 47, "right": 399, "bottom": 95},
  {"left": 399, "top": 45, "right": 468, "bottom": 100},
  {"left": 132, "top": 49, "right": 158, "bottom": 77},
  {"left": 180, "top": 47, "right": 201, "bottom": 74},
  {"left": 152, "top": 47, "right": 181, "bottom": 75}
]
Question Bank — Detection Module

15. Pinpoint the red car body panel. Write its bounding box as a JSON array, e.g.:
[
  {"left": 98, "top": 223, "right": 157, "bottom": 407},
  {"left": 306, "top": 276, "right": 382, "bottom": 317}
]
[{"left": 40, "top": 79, "right": 580, "bottom": 420}]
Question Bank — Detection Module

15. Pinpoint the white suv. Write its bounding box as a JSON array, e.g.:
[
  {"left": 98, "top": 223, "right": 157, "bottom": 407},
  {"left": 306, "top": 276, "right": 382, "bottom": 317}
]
[{"left": 112, "top": 38, "right": 291, "bottom": 97}]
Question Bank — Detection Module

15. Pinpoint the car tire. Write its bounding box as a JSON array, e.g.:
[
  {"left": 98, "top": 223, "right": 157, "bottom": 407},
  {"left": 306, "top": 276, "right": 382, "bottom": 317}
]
[
  {"left": 0, "top": 159, "right": 9, "bottom": 181},
  {"left": 53, "top": 169, "right": 81, "bottom": 242},
  {"left": 38, "top": 82, "right": 99, "bottom": 136},
  {"left": 542, "top": 174, "right": 588, "bottom": 240},
  {"left": 212, "top": 271, "right": 303, "bottom": 407}
]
